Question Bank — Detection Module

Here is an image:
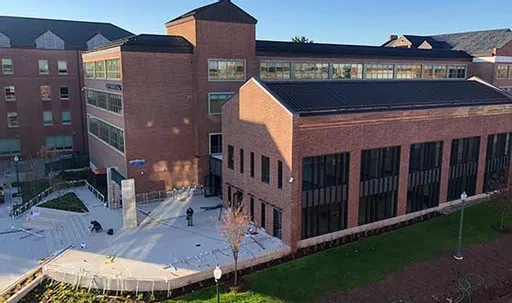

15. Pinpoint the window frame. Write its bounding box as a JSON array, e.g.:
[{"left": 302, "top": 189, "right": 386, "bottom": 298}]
[
  {"left": 87, "top": 114, "right": 125, "bottom": 154},
  {"left": 61, "top": 110, "right": 71, "bottom": 125},
  {"left": 208, "top": 59, "right": 246, "bottom": 82},
  {"left": 57, "top": 60, "right": 68, "bottom": 75},
  {"left": 85, "top": 62, "right": 95, "bottom": 78},
  {"left": 94, "top": 60, "right": 106, "bottom": 79},
  {"left": 2, "top": 59, "right": 13, "bottom": 74},
  {"left": 395, "top": 64, "right": 422, "bottom": 79},
  {"left": 209, "top": 133, "right": 223, "bottom": 155},
  {"left": 59, "top": 86, "right": 70, "bottom": 100},
  {"left": 0, "top": 139, "right": 21, "bottom": 156},
  {"left": 293, "top": 62, "right": 329, "bottom": 80},
  {"left": 447, "top": 65, "right": 467, "bottom": 79},
  {"left": 496, "top": 65, "right": 509, "bottom": 79},
  {"left": 106, "top": 58, "right": 121, "bottom": 80},
  {"left": 250, "top": 152, "right": 255, "bottom": 178},
  {"left": 38, "top": 59, "right": 49, "bottom": 74},
  {"left": 261, "top": 155, "right": 270, "bottom": 184},
  {"left": 7, "top": 112, "right": 19, "bottom": 128},
  {"left": 4, "top": 86, "right": 15, "bottom": 101},
  {"left": 228, "top": 145, "right": 234, "bottom": 169},
  {"left": 43, "top": 111, "right": 53, "bottom": 126},
  {"left": 364, "top": 63, "right": 395, "bottom": 79},
  {"left": 45, "top": 135, "right": 73, "bottom": 151},
  {"left": 332, "top": 63, "right": 364, "bottom": 80},
  {"left": 208, "top": 92, "right": 234, "bottom": 115},
  {"left": 278, "top": 160, "right": 283, "bottom": 189},
  {"left": 40, "top": 86, "right": 51, "bottom": 101},
  {"left": 240, "top": 148, "right": 244, "bottom": 174},
  {"left": 260, "top": 61, "right": 292, "bottom": 80}
]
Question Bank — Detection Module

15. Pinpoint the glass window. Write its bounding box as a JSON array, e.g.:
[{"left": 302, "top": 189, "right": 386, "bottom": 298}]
[
  {"left": 58, "top": 60, "right": 67, "bottom": 75},
  {"left": 509, "top": 66, "right": 512, "bottom": 79},
  {"left": 88, "top": 115, "right": 124, "bottom": 152},
  {"left": 250, "top": 152, "right": 255, "bottom": 178},
  {"left": 208, "top": 92, "right": 234, "bottom": 115},
  {"left": 250, "top": 197, "right": 254, "bottom": 222},
  {"left": 85, "top": 62, "right": 95, "bottom": 78},
  {"left": 240, "top": 148, "right": 244, "bottom": 174},
  {"left": 38, "top": 60, "right": 49, "bottom": 74},
  {"left": 332, "top": 63, "right": 363, "bottom": 79},
  {"left": 45, "top": 135, "right": 73, "bottom": 150},
  {"left": 448, "top": 65, "right": 466, "bottom": 79},
  {"left": 0, "top": 139, "right": 20, "bottom": 155},
  {"left": 43, "top": 111, "right": 53, "bottom": 125},
  {"left": 273, "top": 208, "right": 282, "bottom": 239},
  {"left": 433, "top": 65, "right": 447, "bottom": 79},
  {"left": 260, "top": 202, "right": 266, "bottom": 229},
  {"left": 40, "top": 86, "right": 51, "bottom": 100},
  {"left": 61, "top": 111, "right": 71, "bottom": 125},
  {"left": 108, "top": 93, "right": 122, "bottom": 113},
  {"left": 2, "top": 59, "right": 13, "bottom": 74},
  {"left": 209, "top": 133, "right": 222, "bottom": 155},
  {"left": 97, "top": 91, "right": 107, "bottom": 109},
  {"left": 294, "top": 62, "right": 329, "bottom": 79},
  {"left": 94, "top": 60, "right": 106, "bottom": 78},
  {"left": 260, "top": 62, "right": 291, "bottom": 80},
  {"left": 106, "top": 59, "right": 121, "bottom": 79},
  {"left": 496, "top": 65, "right": 508, "bottom": 79},
  {"left": 278, "top": 160, "right": 283, "bottom": 189},
  {"left": 261, "top": 155, "right": 270, "bottom": 184},
  {"left": 364, "top": 64, "right": 394, "bottom": 79},
  {"left": 7, "top": 112, "right": 18, "bottom": 128},
  {"left": 396, "top": 64, "right": 422, "bottom": 79},
  {"left": 86, "top": 90, "right": 97, "bottom": 106},
  {"left": 228, "top": 145, "right": 234, "bottom": 169},
  {"left": 60, "top": 87, "right": 70, "bottom": 100},
  {"left": 422, "top": 65, "right": 434, "bottom": 79},
  {"left": 208, "top": 59, "right": 245, "bottom": 81},
  {"left": 4, "top": 86, "right": 15, "bottom": 101}
]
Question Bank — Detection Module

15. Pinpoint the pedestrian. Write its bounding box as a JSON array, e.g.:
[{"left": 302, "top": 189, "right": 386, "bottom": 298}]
[{"left": 186, "top": 207, "right": 194, "bottom": 227}]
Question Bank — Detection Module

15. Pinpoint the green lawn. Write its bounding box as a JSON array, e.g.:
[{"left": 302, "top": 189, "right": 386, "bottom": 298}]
[
  {"left": 12, "top": 180, "right": 50, "bottom": 202},
  {"left": 167, "top": 201, "right": 503, "bottom": 303},
  {"left": 39, "top": 192, "right": 89, "bottom": 213}
]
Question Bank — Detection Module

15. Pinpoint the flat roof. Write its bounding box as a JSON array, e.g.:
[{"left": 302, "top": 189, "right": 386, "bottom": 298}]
[
  {"left": 90, "top": 34, "right": 194, "bottom": 54},
  {"left": 257, "top": 78, "right": 512, "bottom": 116}
]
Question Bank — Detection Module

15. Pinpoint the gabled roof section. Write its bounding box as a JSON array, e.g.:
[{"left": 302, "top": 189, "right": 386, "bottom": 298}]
[
  {"left": 256, "top": 40, "right": 471, "bottom": 60},
  {"left": 0, "top": 16, "right": 133, "bottom": 50},
  {"left": 254, "top": 78, "right": 512, "bottom": 116},
  {"left": 166, "top": 0, "right": 257, "bottom": 25},
  {"left": 91, "top": 34, "right": 194, "bottom": 54}
]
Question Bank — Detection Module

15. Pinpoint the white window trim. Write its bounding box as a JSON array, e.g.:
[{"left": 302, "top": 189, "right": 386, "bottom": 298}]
[
  {"left": 4, "top": 86, "right": 15, "bottom": 101},
  {"left": 40, "top": 86, "right": 51, "bottom": 101},
  {"left": 2, "top": 59, "right": 13, "bottom": 75},
  {"left": 106, "top": 58, "right": 122, "bottom": 80},
  {"left": 208, "top": 92, "right": 234, "bottom": 116},
  {"left": 259, "top": 61, "right": 293, "bottom": 81},
  {"left": 87, "top": 114, "right": 126, "bottom": 156},
  {"left": 62, "top": 111, "right": 72, "bottom": 125},
  {"left": 45, "top": 136, "right": 73, "bottom": 152},
  {"left": 58, "top": 60, "right": 68, "bottom": 75},
  {"left": 207, "top": 59, "right": 247, "bottom": 82},
  {"left": 496, "top": 65, "right": 510, "bottom": 80},
  {"left": 7, "top": 112, "right": 19, "bottom": 128},
  {"left": 209, "top": 132, "right": 222, "bottom": 155},
  {"left": 60, "top": 87, "right": 70, "bottom": 100},
  {"left": 43, "top": 111, "right": 53, "bottom": 126},
  {"left": 38, "top": 60, "right": 49, "bottom": 75},
  {"left": 84, "top": 88, "right": 123, "bottom": 116},
  {"left": 84, "top": 61, "right": 95, "bottom": 79}
]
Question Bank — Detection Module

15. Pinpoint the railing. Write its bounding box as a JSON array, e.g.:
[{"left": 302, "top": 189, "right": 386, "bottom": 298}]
[
  {"left": 10, "top": 179, "right": 105, "bottom": 218},
  {"left": 135, "top": 190, "right": 168, "bottom": 204}
]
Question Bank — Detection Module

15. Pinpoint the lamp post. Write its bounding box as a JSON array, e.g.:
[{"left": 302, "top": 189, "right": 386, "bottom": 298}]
[
  {"left": 453, "top": 191, "right": 468, "bottom": 260},
  {"left": 13, "top": 155, "right": 20, "bottom": 194},
  {"left": 213, "top": 265, "right": 222, "bottom": 303}
]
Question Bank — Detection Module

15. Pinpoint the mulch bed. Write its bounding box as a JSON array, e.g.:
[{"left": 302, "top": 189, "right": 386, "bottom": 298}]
[{"left": 317, "top": 234, "right": 512, "bottom": 303}]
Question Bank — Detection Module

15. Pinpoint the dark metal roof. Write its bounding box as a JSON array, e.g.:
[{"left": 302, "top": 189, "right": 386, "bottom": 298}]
[
  {"left": 167, "top": 0, "right": 257, "bottom": 25},
  {"left": 0, "top": 16, "right": 133, "bottom": 50},
  {"left": 257, "top": 78, "right": 512, "bottom": 116},
  {"left": 256, "top": 40, "right": 471, "bottom": 60},
  {"left": 91, "top": 34, "right": 194, "bottom": 54}
]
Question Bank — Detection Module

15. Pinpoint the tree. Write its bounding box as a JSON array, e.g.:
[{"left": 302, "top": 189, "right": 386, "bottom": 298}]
[
  {"left": 291, "top": 36, "right": 314, "bottom": 43},
  {"left": 488, "top": 176, "right": 512, "bottom": 231},
  {"left": 217, "top": 196, "right": 250, "bottom": 287},
  {"left": 37, "top": 145, "right": 57, "bottom": 174}
]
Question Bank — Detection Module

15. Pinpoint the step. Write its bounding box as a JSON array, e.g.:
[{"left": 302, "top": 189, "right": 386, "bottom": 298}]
[
  {"left": 66, "top": 216, "right": 81, "bottom": 245},
  {"left": 75, "top": 215, "right": 90, "bottom": 238},
  {"left": 44, "top": 228, "right": 57, "bottom": 254}
]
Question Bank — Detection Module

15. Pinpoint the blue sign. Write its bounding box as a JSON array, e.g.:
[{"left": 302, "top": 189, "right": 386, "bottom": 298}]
[
  {"left": 129, "top": 159, "right": 146, "bottom": 167},
  {"left": 106, "top": 83, "right": 122, "bottom": 91},
  {"left": 59, "top": 154, "right": 73, "bottom": 160}
]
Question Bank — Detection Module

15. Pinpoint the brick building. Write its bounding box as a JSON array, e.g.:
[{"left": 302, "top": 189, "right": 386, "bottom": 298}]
[
  {"left": 0, "top": 16, "right": 131, "bottom": 160},
  {"left": 223, "top": 77, "right": 512, "bottom": 249}
]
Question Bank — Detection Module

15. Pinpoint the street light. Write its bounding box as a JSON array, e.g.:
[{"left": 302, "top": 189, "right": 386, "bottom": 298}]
[
  {"left": 213, "top": 265, "right": 222, "bottom": 303},
  {"left": 13, "top": 155, "right": 20, "bottom": 194},
  {"left": 453, "top": 191, "right": 468, "bottom": 261}
]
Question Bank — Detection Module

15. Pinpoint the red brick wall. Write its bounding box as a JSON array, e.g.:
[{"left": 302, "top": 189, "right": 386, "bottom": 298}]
[
  {"left": 166, "top": 18, "right": 197, "bottom": 46},
  {"left": 495, "top": 40, "right": 512, "bottom": 56},
  {"left": 0, "top": 48, "right": 86, "bottom": 158}
]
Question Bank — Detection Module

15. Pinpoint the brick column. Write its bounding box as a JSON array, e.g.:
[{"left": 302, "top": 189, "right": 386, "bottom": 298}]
[
  {"left": 476, "top": 136, "right": 488, "bottom": 195},
  {"left": 397, "top": 144, "right": 410, "bottom": 216},
  {"left": 348, "top": 150, "right": 361, "bottom": 228},
  {"left": 439, "top": 139, "right": 452, "bottom": 204},
  {"left": 122, "top": 178, "right": 138, "bottom": 229},
  {"left": 509, "top": 155, "right": 512, "bottom": 189}
]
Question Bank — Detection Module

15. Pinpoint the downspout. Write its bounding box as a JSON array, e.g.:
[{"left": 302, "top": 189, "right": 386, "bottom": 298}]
[{"left": 76, "top": 50, "right": 87, "bottom": 153}]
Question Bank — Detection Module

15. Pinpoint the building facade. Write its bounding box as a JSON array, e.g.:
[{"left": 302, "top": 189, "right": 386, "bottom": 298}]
[
  {"left": 223, "top": 77, "right": 512, "bottom": 249},
  {"left": 0, "top": 16, "right": 131, "bottom": 160}
]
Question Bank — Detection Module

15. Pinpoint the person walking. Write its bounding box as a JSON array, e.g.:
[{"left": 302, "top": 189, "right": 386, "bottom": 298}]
[{"left": 186, "top": 207, "right": 194, "bottom": 227}]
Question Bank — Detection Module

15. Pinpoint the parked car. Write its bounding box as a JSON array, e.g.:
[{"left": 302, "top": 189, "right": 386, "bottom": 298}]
[{"left": 0, "top": 186, "right": 4, "bottom": 204}]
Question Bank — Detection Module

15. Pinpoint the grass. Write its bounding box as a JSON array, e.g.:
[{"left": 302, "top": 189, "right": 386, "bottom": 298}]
[
  {"left": 39, "top": 192, "right": 89, "bottom": 213},
  {"left": 12, "top": 180, "right": 50, "bottom": 202}
]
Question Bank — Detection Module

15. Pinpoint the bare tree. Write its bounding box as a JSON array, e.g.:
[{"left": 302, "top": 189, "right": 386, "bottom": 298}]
[
  {"left": 49, "top": 173, "right": 66, "bottom": 203},
  {"left": 37, "top": 145, "right": 57, "bottom": 174},
  {"left": 217, "top": 196, "right": 250, "bottom": 287},
  {"left": 291, "top": 36, "right": 314, "bottom": 43},
  {"left": 488, "top": 176, "right": 512, "bottom": 231}
]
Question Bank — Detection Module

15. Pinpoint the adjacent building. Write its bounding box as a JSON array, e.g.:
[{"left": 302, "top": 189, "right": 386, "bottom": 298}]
[
  {"left": 223, "top": 77, "right": 512, "bottom": 249},
  {"left": 0, "top": 16, "right": 132, "bottom": 160}
]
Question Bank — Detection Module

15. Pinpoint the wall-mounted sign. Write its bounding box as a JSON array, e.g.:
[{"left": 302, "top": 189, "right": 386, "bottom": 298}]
[
  {"left": 129, "top": 159, "right": 146, "bottom": 167},
  {"left": 106, "top": 83, "right": 122, "bottom": 91}
]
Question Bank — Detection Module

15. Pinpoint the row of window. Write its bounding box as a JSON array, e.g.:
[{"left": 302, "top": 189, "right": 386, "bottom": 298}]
[
  {"left": 85, "top": 59, "right": 121, "bottom": 80},
  {"left": 6, "top": 110, "right": 71, "bottom": 128},
  {"left": 0, "top": 136, "right": 73, "bottom": 156},
  {"left": 4, "top": 85, "right": 70, "bottom": 102},
  {"left": 496, "top": 65, "right": 512, "bottom": 79},
  {"left": 261, "top": 62, "right": 467, "bottom": 80},
  {"left": 88, "top": 115, "right": 125, "bottom": 153},
  {"left": 1, "top": 59, "right": 68, "bottom": 75},
  {"left": 86, "top": 89, "right": 123, "bottom": 114}
]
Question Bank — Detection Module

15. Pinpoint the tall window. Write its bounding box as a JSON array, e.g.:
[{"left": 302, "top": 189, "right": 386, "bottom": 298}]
[
  {"left": 7, "top": 112, "right": 18, "bottom": 128},
  {"left": 88, "top": 115, "right": 124, "bottom": 153},
  {"left": 294, "top": 62, "right": 329, "bottom": 79},
  {"left": 260, "top": 62, "right": 291, "bottom": 80},
  {"left": 395, "top": 64, "right": 421, "bottom": 79},
  {"left": 364, "top": 64, "right": 394, "bottom": 79},
  {"left": 60, "top": 87, "right": 70, "bottom": 100},
  {"left": 58, "top": 60, "right": 67, "bottom": 75},
  {"left": 85, "top": 62, "right": 95, "bottom": 78},
  {"left": 250, "top": 197, "right": 254, "bottom": 222},
  {"left": 250, "top": 152, "right": 255, "bottom": 178},
  {"left": 0, "top": 139, "right": 20, "bottom": 156},
  {"left": 45, "top": 136, "right": 73, "bottom": 150},
  {"left": 228, "top": 145, "right": 234, "bottom": 169},
  {"left": 38, "top": 60, "right": 49, "bottom": 74},
  {"left": 261, "top": 155, "right": 270, "bottom": 184},
  {"left": 40, "top": 86, "right": 51, "bottom": 100},
  {"left": 484, "top": 133, "right": 511, "bottom": 192},
  {"left": 447, "top": 136, "right": 480, "bottom": 200},
  {"left": 209, "top": 133, "right": 222, "bottom": 155},
  {"left": 208, "top": 92, "right": 234, "bottom": 115},
  {"left": 4, "top": 86, "right": 15, "bottom": 101},
  {"left": 106, "top": 59, "right": 121, "bottom": 79},
  {"left": 94, "top": 60, "right": 106, "bottom": 78},
  {"left": 496, "top": 65, "right": 509, "bottom": 79},
  {"left": 85, "top": 89, "right": 122, "bottom": 114},
  {"left": 208, "top": 59, "right": 245, "bottom": 81},
  {"left": 61, "top": 111, "right": 71, "bottom": 125},
  {"left": 273, "top": 208, "right": 282, "bottom": 239},
  {"left": 278, "top": 160, "right": 283, "bottom": 189},
  {"left": 240, "top": 149, "right": 244, "bottom": 174},
  {"left": 260, "top": 202, "right": 266, "bottom": 230},
  {"left": 423, "top": 65, "right": 447, "bottom": 79},
  {"left": 332, "top": 63, "right": 363, "bottom": 79},
  {"left": 447, "top": 65, "right": 466, "bottom": 79},
  {"left": 2, "top": 59, "right": 13, "bottom": 74},
  {"left": 108, "top": 94, "right": 122, "bottom": 113},
  {"left": 43, "top": 111, "right": 53, "bottom": 125}
]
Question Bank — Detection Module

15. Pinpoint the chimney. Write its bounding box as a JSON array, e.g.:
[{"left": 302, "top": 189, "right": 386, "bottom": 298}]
[{"left": 389, "top": 34, "right": 398, "bottom": 41}]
